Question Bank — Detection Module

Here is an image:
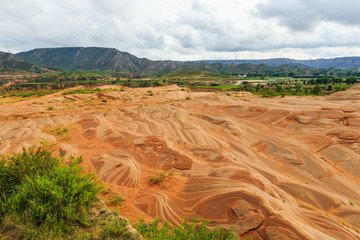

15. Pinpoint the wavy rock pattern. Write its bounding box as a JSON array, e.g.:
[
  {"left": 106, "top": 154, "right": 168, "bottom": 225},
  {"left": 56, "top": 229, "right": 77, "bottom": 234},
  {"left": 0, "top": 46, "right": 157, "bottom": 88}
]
[{"left": 2, "top": 86, "right": 360, "bottom": 239}]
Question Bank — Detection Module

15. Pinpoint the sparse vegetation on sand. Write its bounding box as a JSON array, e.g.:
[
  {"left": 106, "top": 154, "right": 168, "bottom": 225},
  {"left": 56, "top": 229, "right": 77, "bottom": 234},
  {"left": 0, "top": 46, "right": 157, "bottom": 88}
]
[
  {"left": 62, "top": 88, "right": 102, "bottom": 95},
  {"left": 0, "top": 144, "right": 240, "bottom": 239},
  {"left": 108, "top": 193, "right": 125, "bottom": 206},
  {"left": 149, "top": 170, "right": 174, "bottom": 185},
  {"left": 50, "top": 126, "right": 72, "bottom": 141}
]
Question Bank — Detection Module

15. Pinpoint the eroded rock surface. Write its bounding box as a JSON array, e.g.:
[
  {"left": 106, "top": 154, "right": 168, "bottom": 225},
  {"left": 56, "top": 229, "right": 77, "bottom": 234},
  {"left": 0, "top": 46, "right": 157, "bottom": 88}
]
[{"left": 2, "top": 85, "right": 360, "bottom": 239}]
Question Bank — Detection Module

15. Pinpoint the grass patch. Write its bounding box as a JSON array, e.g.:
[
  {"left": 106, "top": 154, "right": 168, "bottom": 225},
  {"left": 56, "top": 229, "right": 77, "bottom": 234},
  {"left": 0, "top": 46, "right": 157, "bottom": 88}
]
[
  {"left": 100, "top": 216, "right": 133, "bottom": 240},
  {"left": 4, "top": 90, "right": 58, "bottom": 98},
  {"left": 51, "top": 126, "right": 71, "bottom": 141},
  {"left": 62, "top": 88, "right": 103, "bottom": 95},
  {"left": 108, "top": 193, "right": 125, "bottom": 206},
  {"left": 102, "top": 187, "right": 112, "bottom": 195},
  {"left": 134, "top": 217, "right": 238, "bottom": 240},
  {"left": 62, "top": 88, "right": 116, "bottom": 96},
  {"left": 149, "top": 170, "right": 174, "bottom": 185},
  {"left": 191, "top": 85, "right": 239, "bottom": 90}
]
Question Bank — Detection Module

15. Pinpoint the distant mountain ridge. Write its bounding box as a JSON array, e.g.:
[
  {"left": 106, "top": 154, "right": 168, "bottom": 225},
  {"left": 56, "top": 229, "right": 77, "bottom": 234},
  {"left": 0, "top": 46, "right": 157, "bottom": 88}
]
[
  {"left": 0, "top": 52, "right": 50, "bottom": 73},
  {"left": 205, "top": 57, "right": 360, "bottom": 69},
  {"left": 15, "top": 47, "right": 360, "bottom": 76},
  {"left": 17, "top": 47, "right": 150, "bottom": 74}
]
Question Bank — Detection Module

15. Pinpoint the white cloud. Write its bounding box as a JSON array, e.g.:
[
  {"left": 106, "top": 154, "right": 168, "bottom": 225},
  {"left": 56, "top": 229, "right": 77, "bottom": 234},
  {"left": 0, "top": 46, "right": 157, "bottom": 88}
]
[
  {"left": 1, "top": 0, "right": 360, "bottom": 60},
  {"left": 255, "top": 0, "right": 360, "bottom": 31}
]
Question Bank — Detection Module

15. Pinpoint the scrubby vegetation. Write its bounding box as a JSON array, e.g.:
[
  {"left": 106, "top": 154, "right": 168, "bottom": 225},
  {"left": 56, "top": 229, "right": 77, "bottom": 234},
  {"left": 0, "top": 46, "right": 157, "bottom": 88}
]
[
  {"left": 0, "top": 144, "right": 102, "bottom": 239},
  {"left": 62, "top": 88, "right": 102, "bottom": 95},
  {"left": 51, "top": 126, "right": 71, "bottom": 141},
  {"left": 108, "top": 193, "right": 125, "bottom": 206},
  {"left": 135, "top": 217, "right": 241, "bottom": 240},
  {"left": 149, "top": 170, "right": 174, "bottom": 185},
  {"left": 186, "top": 76, "right": 358, "bottom": 97}
]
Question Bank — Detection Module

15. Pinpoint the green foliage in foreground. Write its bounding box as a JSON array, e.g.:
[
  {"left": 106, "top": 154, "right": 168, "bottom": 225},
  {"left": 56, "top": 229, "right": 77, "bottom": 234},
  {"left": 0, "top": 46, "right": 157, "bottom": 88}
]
[
  {"left": 0, "top": 144, "right": 103, "bottom": 239},
  {"left": 134, "top": 217, "right": 239, "bottom": 240}
]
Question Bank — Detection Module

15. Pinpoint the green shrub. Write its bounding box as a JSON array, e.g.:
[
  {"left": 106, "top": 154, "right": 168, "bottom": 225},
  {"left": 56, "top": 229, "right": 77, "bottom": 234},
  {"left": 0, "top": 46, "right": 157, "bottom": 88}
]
[
  {"left": 108, "top": 193, "right": 125, "bottom": 206},
  {"left": 149, "top": 170, "right": 174, "bottom": 185},
  {"left": 0, "top": 144, "right": 103, "bottom": 239},
  {"left": 100, "top": 216, "right": 132, "bottom": 240},
  {"left": 134, "top": 217, "right": 237, "bottom": 240}
]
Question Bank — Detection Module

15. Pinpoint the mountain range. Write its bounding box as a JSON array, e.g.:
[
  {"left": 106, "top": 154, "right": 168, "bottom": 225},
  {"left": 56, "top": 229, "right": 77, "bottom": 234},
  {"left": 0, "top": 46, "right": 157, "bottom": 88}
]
[
  {"left": 205, "top": 57, "right": 360, "bottom": 69},
  {"left": 0, "top": 52, "right": 50, "bottom": 74},
  {"left": 0, "top": 47, "right": 358, "bottom": 76}
]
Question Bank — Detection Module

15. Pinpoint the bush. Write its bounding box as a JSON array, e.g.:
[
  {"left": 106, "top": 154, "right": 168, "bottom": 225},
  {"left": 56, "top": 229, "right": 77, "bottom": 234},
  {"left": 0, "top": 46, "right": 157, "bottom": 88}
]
[
  {"left": 0, "top": 144, "right": 103, "bottom": 239},
  {"left": 134, "top": 217, "right": 237, "bottom": 240},
  {"left": 312, "top": 85, "right": 322, "bottom": 95},
  {"left": 149, "top": 170, "right": 174, "bottom": 185},
  {"left": 108, "top": 193, "right": 125, "bottom": 206},
  {"left": 100, "top": 216, "right": 132, "bottom": 240}
]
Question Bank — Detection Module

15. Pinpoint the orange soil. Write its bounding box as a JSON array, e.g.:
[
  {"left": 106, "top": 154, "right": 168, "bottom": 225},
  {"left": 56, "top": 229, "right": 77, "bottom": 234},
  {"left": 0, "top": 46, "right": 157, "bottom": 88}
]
[{"left": 1, "top": 85, "right": 360, "bottom": 239}]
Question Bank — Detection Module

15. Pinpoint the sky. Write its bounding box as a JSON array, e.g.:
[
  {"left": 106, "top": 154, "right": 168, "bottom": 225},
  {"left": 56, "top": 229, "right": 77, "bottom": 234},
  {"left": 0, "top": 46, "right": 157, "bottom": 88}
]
[{"left": 1, "top": 0, "right": 360, "bottom": 61}]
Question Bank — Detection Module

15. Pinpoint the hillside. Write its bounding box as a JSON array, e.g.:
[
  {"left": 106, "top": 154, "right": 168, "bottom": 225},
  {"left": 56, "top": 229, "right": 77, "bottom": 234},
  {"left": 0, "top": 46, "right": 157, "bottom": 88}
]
[
  {"left": 0, "top": 85, "right": 360, "bottom": 239},
  {"left": 17, "top": 47, "right": 152, "bottom": 75},
  {"left": 16, "top": 47, "right": 315, "bottom": 77},
  {"left": 0, "top": 52, "right": 50, "bottom": 74},
  {"left": 206, "top": 57, "right": 360, "bottom": 69},
  {"left": 16, "top": 47, "right": 360, "bottom": 77}
]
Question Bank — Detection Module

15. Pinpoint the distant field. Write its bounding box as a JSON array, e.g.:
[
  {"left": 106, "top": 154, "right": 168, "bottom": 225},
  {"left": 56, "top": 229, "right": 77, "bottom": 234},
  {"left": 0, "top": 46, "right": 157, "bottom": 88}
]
[{"left": 190, "top": 85, "right": 239, "bottom": 90}]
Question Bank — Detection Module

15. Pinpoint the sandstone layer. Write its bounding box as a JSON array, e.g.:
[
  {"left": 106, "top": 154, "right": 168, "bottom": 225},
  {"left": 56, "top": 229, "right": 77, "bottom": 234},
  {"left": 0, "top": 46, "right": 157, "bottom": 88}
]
[{"left": 1, "top": 85, "right": 360, "bottom": 239}]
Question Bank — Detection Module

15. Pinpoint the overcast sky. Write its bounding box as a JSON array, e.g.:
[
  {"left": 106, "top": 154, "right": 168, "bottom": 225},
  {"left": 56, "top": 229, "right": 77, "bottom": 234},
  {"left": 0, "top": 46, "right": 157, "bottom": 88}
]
[{"left": 1, "top": 0, "right": 360, "bottom": 60}]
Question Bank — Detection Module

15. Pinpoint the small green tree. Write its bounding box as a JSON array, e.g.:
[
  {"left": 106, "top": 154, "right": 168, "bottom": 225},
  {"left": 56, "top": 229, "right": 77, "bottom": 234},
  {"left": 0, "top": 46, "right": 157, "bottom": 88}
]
[
  {"left": 255, "top": 83, "right": 261, "bottom": 92},
  {"left": 276, "top": 84, "right": 284, "bottom": 93},
  {"left": 295, "top": 83, "right": 303, "bottom": 93},
  {"left": 312, "top": 85, "right": 322, "bottom": 95}
]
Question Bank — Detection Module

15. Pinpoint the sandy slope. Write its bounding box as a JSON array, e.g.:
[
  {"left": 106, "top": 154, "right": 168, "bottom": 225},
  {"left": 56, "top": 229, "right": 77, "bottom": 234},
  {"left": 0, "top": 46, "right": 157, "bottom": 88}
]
[{"left": 1, "top": 85, "right": 360, "bottom": 239}]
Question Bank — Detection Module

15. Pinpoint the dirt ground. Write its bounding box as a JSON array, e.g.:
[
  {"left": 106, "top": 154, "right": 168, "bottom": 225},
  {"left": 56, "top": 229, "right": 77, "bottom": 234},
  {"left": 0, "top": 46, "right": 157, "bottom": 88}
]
[{"left": 1, "top": 85, "right": 360, "bottom": 239}]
